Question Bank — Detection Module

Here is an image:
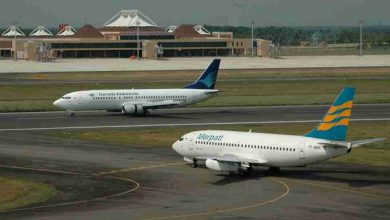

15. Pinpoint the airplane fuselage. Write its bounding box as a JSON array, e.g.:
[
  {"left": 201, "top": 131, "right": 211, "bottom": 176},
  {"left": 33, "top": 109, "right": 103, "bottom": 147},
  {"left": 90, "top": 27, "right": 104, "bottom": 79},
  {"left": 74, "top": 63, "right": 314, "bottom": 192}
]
[
  {"left": 173, "top": 130, "right": 348, "bottom": 168},
  {"left": 54, "top": 88, "right": 217, "bottom": 112}
]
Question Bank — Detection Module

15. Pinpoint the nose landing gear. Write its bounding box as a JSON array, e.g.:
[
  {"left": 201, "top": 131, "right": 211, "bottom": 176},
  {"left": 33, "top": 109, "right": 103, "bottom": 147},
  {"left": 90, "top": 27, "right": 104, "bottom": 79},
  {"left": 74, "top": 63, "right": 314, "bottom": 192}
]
[{"left": 70, "top": 112, "right": 76, "bottom": 117}]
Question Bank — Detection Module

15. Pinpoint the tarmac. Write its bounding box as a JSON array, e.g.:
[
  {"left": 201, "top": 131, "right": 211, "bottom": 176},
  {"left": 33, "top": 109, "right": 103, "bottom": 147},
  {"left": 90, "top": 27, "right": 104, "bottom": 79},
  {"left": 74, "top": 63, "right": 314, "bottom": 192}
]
[
  {"left": 0, "top": 104, "right": 390, "bottom": 130},
  {"left": 0, "top": 105, "right": 389, "bottom": 219},
  {"left": 1, "top": 55, "right": 390, "bottom": 73}
]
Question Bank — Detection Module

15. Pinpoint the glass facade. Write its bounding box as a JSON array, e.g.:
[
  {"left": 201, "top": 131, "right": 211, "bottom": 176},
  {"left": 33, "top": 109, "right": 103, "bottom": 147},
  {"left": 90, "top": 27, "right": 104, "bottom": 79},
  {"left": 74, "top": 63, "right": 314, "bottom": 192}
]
[
  {"left": 51, "top": 42, "right": 138, "bottom": 49},
  {"left": 158, "top": 42, "right": 227, "bottom": 48},
  {"left": 58, "top": 50, "right": 141, "bottom": 58},
  {"left": 120, "top": 35, "right": 175, "bottom": 40},
  {"left": 163, "top": 49, "right": 230, "bottom": 57}
]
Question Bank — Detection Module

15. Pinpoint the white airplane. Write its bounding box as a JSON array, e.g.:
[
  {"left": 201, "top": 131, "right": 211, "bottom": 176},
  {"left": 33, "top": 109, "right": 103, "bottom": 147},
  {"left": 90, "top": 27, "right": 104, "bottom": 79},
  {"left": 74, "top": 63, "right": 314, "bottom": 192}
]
[
  {"left": 172, "top": 87, "right": 385, "bottom": 175},
  {"left": 53, "top": 59, "right": 220, "bottom": 117}
]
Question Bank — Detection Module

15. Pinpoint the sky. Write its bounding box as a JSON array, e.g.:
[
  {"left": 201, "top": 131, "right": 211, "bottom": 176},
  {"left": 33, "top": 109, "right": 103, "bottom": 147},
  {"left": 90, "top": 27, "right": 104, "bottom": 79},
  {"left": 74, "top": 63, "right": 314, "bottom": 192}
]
[{"left": 0, "top": 0, "right": 389, "bottom": 28}]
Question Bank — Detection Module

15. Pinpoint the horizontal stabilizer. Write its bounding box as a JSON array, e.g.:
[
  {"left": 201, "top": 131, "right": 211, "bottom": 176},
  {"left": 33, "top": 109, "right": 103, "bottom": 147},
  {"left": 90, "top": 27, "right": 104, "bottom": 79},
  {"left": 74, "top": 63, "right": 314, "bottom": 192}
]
[
  {"left": 320, "top": 138, "right": 385, "bottom": 148},
  {"left": 319, "top": 141, "right": 350, "bottom": 148},
  {"left": 203, "top": 89, "right": 219, "bottom": 94},
  {"left": 350, "top": 138, "right": 385, "bottom": 148}
]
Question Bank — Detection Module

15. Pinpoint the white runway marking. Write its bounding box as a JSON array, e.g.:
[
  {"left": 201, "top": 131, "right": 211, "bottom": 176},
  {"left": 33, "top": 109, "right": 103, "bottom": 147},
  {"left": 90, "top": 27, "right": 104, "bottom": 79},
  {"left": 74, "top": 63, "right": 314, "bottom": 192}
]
[
  {"left": 1, "top": 118, "right": 389, "bottom": 132},
  {"left": 18, "top": 117, "right": 71, "bottom": 120},
  {"left": 0, "top": 103, "right": 388, "bottom": 115}
]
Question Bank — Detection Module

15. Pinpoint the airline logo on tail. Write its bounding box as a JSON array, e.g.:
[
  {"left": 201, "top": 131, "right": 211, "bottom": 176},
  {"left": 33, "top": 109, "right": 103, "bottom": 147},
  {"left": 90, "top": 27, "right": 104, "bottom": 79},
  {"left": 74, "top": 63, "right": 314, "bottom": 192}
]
[
  {"left": 305, "top": 87, "right": 355, "bottom": 141},
  {"left": 317, "top": 100, "right": 353, "bottom": 131},
  {"left": 198, "top": 71, "right": 218, "bottom": 89},
  {"left": 185, "top": 59, "right": 220, "bottom": 90}
]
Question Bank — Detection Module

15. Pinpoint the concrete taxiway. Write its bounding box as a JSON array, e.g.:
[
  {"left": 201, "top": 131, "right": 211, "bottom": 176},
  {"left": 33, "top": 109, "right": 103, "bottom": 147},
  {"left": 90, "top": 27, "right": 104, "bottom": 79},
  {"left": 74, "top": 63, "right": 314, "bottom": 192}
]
[{"left": 0, "top": 105, "right": 389, "bottom": 219}]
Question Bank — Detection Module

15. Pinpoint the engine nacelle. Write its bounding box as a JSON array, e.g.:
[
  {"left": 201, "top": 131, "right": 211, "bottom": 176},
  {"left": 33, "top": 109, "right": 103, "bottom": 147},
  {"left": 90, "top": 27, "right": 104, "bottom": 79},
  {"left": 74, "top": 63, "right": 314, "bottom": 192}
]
[
  {"left": 122, "top": 104, "right": 144, "bottom": 115},
  {"left": 205, "top": 159, "right": 238, "bottom": 172}
]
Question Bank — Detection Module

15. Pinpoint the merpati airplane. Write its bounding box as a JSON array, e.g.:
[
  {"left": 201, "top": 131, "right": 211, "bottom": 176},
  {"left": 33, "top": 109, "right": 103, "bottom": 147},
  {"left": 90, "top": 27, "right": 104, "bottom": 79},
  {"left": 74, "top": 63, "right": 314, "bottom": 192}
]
[
  {"left": 53, "top": 59, "right": 220, "bottom": 117},
  {"left": 172, "top": 87, "right": 385, "bottom": 175}
]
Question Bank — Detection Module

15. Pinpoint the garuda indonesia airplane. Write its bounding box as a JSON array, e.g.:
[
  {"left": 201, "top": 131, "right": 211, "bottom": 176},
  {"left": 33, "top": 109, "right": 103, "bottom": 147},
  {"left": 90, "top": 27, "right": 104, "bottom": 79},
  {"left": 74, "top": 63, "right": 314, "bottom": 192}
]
[
  {"left": 53, "top": 59, "right": 220, "bottom": 117},
  {"left": 172, "top": 87, "right": 385, "bottom": 175}
]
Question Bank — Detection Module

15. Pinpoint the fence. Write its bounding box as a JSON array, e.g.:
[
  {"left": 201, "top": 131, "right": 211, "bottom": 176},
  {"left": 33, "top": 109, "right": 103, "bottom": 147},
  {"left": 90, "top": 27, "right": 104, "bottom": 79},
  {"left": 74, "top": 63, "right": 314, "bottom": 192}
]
[{"left": 278, "top": 46, "right": 390, "bottom": 56}]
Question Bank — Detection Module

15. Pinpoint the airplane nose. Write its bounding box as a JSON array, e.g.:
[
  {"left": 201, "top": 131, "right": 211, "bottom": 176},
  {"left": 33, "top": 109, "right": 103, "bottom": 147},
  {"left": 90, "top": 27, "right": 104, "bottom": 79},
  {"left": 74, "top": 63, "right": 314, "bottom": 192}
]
[
  {"left": 172, "top": 141, "right": 181, "bottom": 154},
  {"left": 53, "top": 99, "right": 59, "bottom": 106},
  {"left": 53, "top": 99, "right": 64, "bottom": 109}
]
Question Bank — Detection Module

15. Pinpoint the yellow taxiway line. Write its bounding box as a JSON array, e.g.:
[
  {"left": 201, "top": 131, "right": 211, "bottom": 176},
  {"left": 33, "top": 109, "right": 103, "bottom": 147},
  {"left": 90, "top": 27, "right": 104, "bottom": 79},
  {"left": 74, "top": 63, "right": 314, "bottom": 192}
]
[
  {"left": 0, "top": 164, "right": 140, "bottom": 213},
  {"left": 144, "top": 177, "right": 290, "bottom": 220}
]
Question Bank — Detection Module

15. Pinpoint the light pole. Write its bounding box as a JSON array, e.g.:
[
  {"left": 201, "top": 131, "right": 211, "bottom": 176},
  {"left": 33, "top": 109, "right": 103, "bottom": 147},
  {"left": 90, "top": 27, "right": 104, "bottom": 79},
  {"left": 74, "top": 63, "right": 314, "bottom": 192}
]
[
  {"left": 136, "top": 20, "right": 140, "bottom": 60},
  {"left": 359, "top": 20, "right": 364, "bottom": 56},
  {"left": 13, "top": 21, "right": 18, "bottom": 61},
  {"left": 251, "top": 21, "right": 254, "bottom": 57}
]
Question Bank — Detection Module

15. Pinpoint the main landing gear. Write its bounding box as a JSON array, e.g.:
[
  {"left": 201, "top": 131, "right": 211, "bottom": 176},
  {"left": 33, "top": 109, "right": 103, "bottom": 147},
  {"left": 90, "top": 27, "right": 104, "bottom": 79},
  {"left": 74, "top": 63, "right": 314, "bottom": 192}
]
[
  {"left": 70, "top": 112, "right": 76, "bottom": 117},
  {"left": 238, "top": 165, "right": 253, "bottom": 177},
  {"left": 143, "top": 110, "right": 150, "bottom": 117},
  {"left": 191, "top": 159, "right": 198, "bottom": 168}
]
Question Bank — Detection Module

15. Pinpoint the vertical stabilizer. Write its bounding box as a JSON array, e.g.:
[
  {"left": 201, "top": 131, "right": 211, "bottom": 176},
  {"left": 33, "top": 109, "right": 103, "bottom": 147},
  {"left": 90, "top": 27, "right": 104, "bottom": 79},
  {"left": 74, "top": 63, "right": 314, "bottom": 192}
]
[
  {"left": 184, "top": 59, "right": 220, "bottom": 90},
  {"left": 305, "top": 87, "right": 355, "bottom": 141}
]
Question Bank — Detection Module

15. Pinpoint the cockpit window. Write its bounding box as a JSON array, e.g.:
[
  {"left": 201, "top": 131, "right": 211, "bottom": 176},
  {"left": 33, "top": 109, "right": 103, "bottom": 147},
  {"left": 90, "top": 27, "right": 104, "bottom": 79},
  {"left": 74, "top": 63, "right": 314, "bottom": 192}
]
[
  {"left": 61, "top": 96, "right": 71, "bottom": 100},
  {"left": 179, "top": 137, "right": 184, "bottom": 141}
]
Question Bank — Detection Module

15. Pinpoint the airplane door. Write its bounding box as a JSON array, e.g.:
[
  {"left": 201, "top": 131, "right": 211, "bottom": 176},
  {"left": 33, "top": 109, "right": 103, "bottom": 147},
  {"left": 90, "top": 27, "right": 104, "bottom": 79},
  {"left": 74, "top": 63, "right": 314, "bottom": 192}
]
[
  {"left": 298, "top": 142, "right": 306, "bottom": 159},
  {"left": 188, "top": 137, "right": 194, "bottom": 151},
  {"left": 70, "top": 95, "right": 83, "bottom": 109},
  {"left": 71, "top": 96, "right": 80, "bottom": 105},
  {"left": 192, "top": 137, "right": 206, "bottom": 156}
]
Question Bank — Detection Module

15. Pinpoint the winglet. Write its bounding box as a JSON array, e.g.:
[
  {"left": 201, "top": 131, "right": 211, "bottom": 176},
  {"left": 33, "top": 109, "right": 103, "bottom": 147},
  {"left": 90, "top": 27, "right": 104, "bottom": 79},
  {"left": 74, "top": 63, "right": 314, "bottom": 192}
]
[
  {"left": 305, "top": 87, "right": 355, "bottom": 141},
  {"left": 184, "top": 59, "right": 220, "bottom": 90}
]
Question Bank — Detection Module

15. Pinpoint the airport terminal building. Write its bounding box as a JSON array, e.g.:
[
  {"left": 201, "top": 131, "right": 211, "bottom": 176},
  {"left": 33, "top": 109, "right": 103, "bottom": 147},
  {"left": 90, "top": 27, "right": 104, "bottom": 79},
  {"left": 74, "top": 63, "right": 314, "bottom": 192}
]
[{"left": 0, "top": 10, "right": 270, "bottom": 60}]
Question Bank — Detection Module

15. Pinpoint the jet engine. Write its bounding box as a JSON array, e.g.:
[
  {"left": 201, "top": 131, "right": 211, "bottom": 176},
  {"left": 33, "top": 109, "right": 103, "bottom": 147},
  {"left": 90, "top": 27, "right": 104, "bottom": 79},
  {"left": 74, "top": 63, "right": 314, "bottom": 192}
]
[
  {"left": 122, "top": 104, "right": 144, "bottom": 115},
  {"left": 205, "top": 159, "right": 238, "bottom": 172}
]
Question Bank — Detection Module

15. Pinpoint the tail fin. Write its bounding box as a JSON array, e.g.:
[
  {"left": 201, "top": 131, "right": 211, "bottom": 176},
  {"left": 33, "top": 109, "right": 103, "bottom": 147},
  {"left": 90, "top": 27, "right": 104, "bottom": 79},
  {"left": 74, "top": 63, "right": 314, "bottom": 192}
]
[
  {"left": 184, "top": 59, "right": 220, "bottom": 90},
  {"left": 305, "top": 87, "right": 355, "bottom": 141}
]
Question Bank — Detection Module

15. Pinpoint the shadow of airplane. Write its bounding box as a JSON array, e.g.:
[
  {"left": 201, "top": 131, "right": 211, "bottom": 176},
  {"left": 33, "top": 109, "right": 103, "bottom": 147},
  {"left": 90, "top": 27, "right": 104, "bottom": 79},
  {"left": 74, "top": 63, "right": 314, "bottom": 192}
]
[
  {"left": 212, "top": 173, "right": 264, "bottom": 185},
  {"left": 204, "top": 162, "right": 390, "bottom": 187}
]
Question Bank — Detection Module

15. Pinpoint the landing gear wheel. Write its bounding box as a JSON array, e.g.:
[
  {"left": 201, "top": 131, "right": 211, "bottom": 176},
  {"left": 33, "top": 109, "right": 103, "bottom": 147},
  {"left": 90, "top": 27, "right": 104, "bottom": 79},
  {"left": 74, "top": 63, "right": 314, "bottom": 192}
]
[
  {"left": 191, "top": 159, "right": 198, "bottom": 168},
  {"left": 238, "top": 169, "right": 248, "bottom": 177},
  {"left": 70, "top": 112, "right": 76, "bottom": 117},
  {"left": 144, "top": 110, "right": 150, "bottom": 117}
]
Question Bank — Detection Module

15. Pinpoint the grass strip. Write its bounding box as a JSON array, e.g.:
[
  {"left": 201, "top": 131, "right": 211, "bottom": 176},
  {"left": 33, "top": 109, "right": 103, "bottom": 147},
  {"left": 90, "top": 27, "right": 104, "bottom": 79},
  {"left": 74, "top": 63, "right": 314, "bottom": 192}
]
[
  {"left": 0, "top": 177, "right": 56, "bottom": 211},
  {"left": 47, "top": 121, "right": 390, "bottom": 166}
]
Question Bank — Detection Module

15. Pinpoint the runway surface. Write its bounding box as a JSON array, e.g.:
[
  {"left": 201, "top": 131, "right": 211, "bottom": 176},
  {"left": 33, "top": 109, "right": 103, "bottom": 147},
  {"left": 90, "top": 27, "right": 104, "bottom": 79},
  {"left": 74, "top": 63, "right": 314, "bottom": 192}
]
[
  {"left": 1, "top": 104, "right": 390, "bottom": 131},
  {"left": 0, "top": 105, "right": 389, "bottom": 219}
]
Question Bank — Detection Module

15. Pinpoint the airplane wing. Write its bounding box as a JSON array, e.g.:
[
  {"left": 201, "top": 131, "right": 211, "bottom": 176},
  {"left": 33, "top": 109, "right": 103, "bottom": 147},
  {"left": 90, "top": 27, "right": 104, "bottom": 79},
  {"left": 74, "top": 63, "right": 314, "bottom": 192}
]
[
  {"left": 141, "top": 100, "right": 184, "bottom": 110},
  {"left": 319, "top": 138, "right": 385, "bottom": 148},
  {"left": 197, "top": 154, "right": 267, "bottom": 165}
]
